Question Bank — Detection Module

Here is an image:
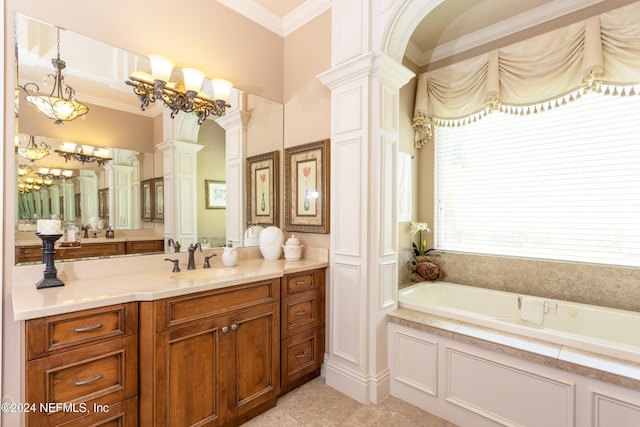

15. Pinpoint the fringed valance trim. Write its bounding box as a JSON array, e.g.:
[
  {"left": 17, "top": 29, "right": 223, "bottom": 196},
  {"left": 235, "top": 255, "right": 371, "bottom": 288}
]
[{"left": 413, "top": 80, "right": 640, "bottom": 148}]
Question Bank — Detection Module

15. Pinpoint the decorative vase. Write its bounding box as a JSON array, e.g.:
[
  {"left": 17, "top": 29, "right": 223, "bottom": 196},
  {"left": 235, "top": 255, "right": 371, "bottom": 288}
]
[
  {"left": 259, "top": 226, "right": 284, "bottom": 260},
  {"left": 282, "top": 235, "right": 303, "bottom": 261}
]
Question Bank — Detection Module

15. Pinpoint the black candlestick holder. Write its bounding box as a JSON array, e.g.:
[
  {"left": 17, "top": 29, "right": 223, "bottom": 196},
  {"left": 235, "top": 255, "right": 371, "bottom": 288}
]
[{"left": 35, "top": 232, "right": 65, "bottom": 289}]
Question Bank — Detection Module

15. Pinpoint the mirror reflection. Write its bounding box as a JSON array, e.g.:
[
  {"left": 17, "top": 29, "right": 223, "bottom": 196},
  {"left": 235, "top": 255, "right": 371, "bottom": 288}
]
[{"left": 14, "top": 13, "right": 284, "bottom": 264}]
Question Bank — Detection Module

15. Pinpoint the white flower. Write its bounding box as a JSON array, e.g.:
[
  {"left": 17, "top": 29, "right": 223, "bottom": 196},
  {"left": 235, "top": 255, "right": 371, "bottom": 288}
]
[{"left": 409, "top": 221, "right": 431, "bottom": 234}]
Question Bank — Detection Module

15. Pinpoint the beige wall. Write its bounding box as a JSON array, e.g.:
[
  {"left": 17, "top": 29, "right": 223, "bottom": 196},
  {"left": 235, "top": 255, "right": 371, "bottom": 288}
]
[{"left": 282, "top": 11, "right": 332, "bottom": 249}]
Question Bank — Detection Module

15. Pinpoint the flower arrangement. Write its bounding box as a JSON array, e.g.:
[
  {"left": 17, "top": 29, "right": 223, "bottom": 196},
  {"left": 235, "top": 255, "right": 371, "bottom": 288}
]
[{"left": 409, "top": 221, "right": 431, "bottom": 256}]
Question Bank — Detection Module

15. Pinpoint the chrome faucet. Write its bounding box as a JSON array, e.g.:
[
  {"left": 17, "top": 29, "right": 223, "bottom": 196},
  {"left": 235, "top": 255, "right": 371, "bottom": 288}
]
[
  {"left": 167, "top": 238, "right": 181, "bottom": 252},
  {"left": 187, "top": 243, "right": 202, "bottom": 270}
]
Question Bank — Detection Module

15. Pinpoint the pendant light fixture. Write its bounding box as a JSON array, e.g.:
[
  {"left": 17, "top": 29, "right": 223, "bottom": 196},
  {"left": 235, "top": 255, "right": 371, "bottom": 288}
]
[{"left": 19, "top": 28, "right": 89, "bottom": 125}]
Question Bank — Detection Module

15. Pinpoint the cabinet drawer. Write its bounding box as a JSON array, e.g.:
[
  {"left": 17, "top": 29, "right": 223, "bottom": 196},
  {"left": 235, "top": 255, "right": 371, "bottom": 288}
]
[
  {"left": 281, "top": 293, "right": 321, "bottom": 338},
  {"left": 26, "top": 304, "right": 138, "bottom": 360},
  {"left": 281, "top": 328, "right": 322, "bottom": 386},
  {"left": 26, "top": 336, "right": 138, "bottom": 427},
  {"left": 284, "top": 272, "right": 316, "bottom": 295},
  {"left": 125, "top": 239, "right": 164, "bottom": 254},
  {"left": 152, "top": 278, "right": 280, "bottom": 331},
  {"left": 56, "top": 396, "right": 138, "bottom": 427}
]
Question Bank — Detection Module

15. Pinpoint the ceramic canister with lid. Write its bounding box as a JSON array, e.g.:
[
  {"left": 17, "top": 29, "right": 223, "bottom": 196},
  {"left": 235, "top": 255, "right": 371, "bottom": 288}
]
[{"left": 282, "top": 235, "right": 303, "bottom": 261}]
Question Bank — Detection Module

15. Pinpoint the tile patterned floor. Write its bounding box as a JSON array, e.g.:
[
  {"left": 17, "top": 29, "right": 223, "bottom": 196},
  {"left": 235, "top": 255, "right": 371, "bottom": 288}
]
[{"left": 243, "top": 377, "right": 458, "bottom": 426}]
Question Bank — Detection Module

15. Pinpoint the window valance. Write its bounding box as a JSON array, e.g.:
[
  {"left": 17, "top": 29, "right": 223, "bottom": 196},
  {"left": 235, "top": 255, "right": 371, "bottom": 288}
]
[{"left": 412, "top": 1, "right": 640, "bottom": 148}]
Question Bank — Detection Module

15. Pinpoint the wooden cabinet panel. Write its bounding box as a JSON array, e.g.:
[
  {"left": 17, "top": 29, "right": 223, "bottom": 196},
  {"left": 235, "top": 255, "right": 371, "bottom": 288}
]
[
  {"left": 280, "top": 268, "right": 325, "bottom": 395},
  {"left": 284, "top": 272, "right": 317, "bottom": 295},
  {"left": 140, "top": 279, "right": 281, "bottom": 426},
  {"left": 281, "top": 328, "right": 322, "bottom": 384},
  {"left": 281, "top": 293, "right": 321, "bottom": 339},
  {"left": 26, "top": 303, "right": 138, "bottom": 359},
  {"left": 231, "top": 303, "right": 280, "bottom": 420},
  {"left": 26, "top": 336, "right": 138, "bottom": 427},
  {"left": 124, "top": 239, "right": 164, "bottom": 254},
  {"left": 57, "top": 397, "right": 137, "bottom": 427},
  {"left": 153, "top": 318, "right": 227, "bottom": 427}
]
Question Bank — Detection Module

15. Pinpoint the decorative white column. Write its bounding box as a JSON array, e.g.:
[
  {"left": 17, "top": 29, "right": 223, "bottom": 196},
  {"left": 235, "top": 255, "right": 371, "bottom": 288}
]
[
  {"left": 157, "top": 110, "right": 204, "bottom": 248},
  {"left": 215, "top": 90, "right": 251, "bottom": 246},
  {"left": 75, "top": 170, "right": 98, "bottom": 225},
  {"left": 104, "top": 165, "right": 133, "bottom": 229},
  {"left": 318, "top": 1, "right": 415, "bottom": 403}
]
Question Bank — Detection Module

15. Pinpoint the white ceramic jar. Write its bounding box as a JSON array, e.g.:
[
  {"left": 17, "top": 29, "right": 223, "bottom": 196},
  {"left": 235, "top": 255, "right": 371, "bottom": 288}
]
[
  {"left": 259, "top": 226, "right": 284, "bottom": 260},
  {"left": 282, "top": 235, "right": 303, "bottom": 261}
]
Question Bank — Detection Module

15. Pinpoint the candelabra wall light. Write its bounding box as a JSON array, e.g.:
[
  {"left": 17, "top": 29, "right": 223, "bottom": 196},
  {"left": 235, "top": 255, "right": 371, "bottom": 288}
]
[
  {"left": 17, "top": 135, "right": 51, "bottom": 162},
  {"left": 125, "top": 55, "right": 232, "bottom": 125},
  {"left": 36, "top": 166, "right": 73, "bottom": 180},
  {"left": 54, "top": 142, "right": 112, "bottom": 166},
  {"left": 18, "top": 28, "right": 89, "bottom": 125}
]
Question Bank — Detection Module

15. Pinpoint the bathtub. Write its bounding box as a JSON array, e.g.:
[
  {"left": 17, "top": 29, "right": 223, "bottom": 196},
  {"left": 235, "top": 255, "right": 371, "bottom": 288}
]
[{"left": 399, "top": 281, "right": 640, "bottom": 362}]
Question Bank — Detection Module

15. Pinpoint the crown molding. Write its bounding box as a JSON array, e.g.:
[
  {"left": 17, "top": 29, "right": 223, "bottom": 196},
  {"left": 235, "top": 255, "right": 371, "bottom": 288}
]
[
  {"left": 217, "top": 0, "right": 330, "bottom": 37},
  {"left": 407, "top": 0, "right": 604, "bottom": 67}
]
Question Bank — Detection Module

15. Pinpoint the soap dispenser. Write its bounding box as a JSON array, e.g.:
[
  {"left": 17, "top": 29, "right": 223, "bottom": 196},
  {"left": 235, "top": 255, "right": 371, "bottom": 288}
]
[{"left": 221, "top": 241, "right": 238, "bottom": 267}]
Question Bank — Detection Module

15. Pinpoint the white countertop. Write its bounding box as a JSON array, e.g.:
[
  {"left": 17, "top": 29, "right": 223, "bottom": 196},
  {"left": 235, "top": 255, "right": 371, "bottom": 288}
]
[{"left": 12, "top": 247, "right": 328, "bottom": 321}]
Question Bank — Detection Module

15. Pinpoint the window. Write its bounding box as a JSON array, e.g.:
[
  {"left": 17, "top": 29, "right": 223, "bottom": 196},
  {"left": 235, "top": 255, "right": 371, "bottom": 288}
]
[{"left": 435, "top": 91, "right": 640, "bottom": 267}]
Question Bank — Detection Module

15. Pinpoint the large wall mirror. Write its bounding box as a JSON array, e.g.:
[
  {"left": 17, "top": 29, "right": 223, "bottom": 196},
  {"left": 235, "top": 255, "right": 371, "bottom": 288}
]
[{"left": 14, "top": 14, "right": 283, "bottom": 264}]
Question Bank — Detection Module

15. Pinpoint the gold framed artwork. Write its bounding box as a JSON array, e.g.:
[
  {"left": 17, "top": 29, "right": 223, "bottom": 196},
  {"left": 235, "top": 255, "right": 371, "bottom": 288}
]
[
  {"left": 284, "top": 139, "right": 330, "bottom": 233},
  {"left": 246, "top": 151, "right": 279, "bottom": 226},
  {"left": 205, "top": 180, "right": 226, "bottom": 209}
]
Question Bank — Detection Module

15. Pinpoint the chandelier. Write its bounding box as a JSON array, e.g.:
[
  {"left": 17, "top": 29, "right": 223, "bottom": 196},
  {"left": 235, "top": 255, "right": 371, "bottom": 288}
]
[
  {"left": 125, "top": 55, "right": 232, "bottom": 125},
  {"left": 17, "top": 135, "right": 51, "bottom": 162},
  {"left": 54, "top": 142, "right": 112, "bottom": 166},
  {"left": 19, "top": 28, "right": 89, "bottom": 125}
]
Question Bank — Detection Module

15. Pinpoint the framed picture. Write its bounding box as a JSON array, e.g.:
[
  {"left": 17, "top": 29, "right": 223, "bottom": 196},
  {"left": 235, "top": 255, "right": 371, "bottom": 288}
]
[
  {"left": 205, "top": 180, "right": 226, "bottom": 209},
  {"left": 246, "top": 151, "right": 279, "bottom": 226},
  {"left": 284, "top": 139, "right": 330, "bottom": 233},
  {"left": 153, "top": 177, "right": 164, "bottom": 221},
  {"left": 141, "top": 180, "right": 152, "bottom": 221}
]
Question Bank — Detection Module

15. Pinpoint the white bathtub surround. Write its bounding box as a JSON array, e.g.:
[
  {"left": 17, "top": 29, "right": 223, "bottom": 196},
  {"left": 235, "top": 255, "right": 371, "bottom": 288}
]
[{"left": 389, "top": 282, "right": 640, "bottom": 426}]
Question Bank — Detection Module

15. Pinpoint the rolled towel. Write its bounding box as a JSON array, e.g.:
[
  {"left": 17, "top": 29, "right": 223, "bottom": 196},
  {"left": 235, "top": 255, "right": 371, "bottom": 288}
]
[{"left": 520, "top": 297, "right": 545, "bottom": 325}]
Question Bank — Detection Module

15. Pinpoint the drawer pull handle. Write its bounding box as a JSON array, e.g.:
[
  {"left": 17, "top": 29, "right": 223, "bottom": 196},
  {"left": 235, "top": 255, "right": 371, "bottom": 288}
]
[
  {"left": 73, "top": 323, "right": 103, "bottom": 333},
  {"left": 295, "top": 311, "right": 308, "bottom": 316},
  {"left": 295, "top": 280, "right": 308, "bottom": 285},
  {"left": 295, "top": 351, "right": 308, "bottom": 359},
  {"left": 74, "top": 374, "right": 102, "bottom": 386}
]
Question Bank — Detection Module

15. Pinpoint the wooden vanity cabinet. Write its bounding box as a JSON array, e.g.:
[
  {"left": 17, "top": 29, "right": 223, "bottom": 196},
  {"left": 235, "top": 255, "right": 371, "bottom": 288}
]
[
  {"left": 280, "top": 268, "right": 326, "bottom": 395},
  {"left": 139, "top": 278, "right": 281, "bottom": 427},
  {"left": 24, "top": 303, "right": 139, "bottom": 427},
  {"left": 15, "top": 239, "right": 164, "bottom": 264}
]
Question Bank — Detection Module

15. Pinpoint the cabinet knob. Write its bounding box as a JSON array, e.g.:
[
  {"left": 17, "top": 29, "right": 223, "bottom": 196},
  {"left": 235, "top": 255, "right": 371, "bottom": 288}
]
[
  {"left": 221, "top": 326, "right": 229, "bottom": 333},
  {"left": 231, "top": 323, "right": 238, "bottom": 331}
]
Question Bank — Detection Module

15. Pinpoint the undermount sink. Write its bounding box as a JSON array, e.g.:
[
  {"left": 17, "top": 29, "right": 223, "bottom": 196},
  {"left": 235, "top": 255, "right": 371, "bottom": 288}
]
[{"left": 171, "top": 268, "right": 238, "bottom": 280}]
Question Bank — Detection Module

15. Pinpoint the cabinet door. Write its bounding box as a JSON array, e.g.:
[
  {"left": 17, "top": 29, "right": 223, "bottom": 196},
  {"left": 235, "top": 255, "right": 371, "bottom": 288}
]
[
  {"left": 228, "top": 302, "right": 280, "bottom": 421},
  {"left": 153, "top": 317, "right": 231, "bottom": 427}
]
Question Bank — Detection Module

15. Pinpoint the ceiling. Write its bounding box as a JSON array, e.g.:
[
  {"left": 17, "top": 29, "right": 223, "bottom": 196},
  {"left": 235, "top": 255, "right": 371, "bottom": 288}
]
[{"left": 225, "top": 0, "right": 637, "bottom": 67}]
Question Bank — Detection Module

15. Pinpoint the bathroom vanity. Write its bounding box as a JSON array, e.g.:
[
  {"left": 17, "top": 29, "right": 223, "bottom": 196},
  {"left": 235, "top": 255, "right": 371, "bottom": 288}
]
[{"left": 15, "top": 253, "right": 327, "bottom": 427}]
